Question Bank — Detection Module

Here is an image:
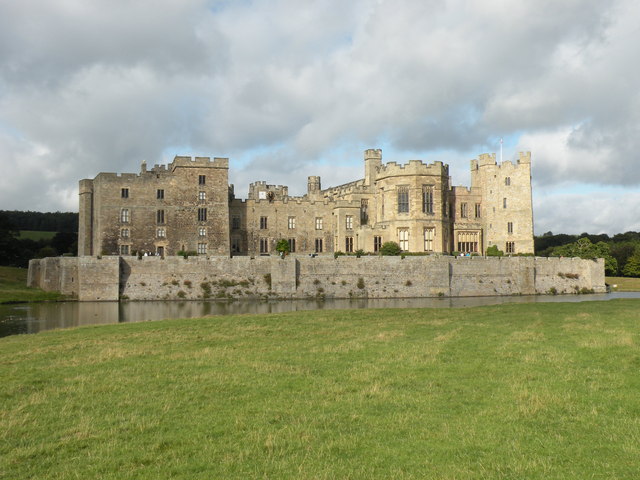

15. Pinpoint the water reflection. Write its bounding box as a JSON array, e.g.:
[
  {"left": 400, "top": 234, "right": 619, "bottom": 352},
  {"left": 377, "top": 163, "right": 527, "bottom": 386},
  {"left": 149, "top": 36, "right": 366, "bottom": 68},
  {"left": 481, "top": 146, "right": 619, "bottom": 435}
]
[{"left": 1, "top": 292, "right": 639, "bottom": 338}]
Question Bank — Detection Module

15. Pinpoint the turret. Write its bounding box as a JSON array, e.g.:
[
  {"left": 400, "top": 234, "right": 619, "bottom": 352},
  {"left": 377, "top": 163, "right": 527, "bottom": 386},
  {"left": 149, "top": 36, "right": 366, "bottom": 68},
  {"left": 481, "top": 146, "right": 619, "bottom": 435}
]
[
  {"left": 364, "top": 148, "right": 382, "bottom": 186},
  {"left": 307, "top": 176, "right": 321, "bottom": 195}
]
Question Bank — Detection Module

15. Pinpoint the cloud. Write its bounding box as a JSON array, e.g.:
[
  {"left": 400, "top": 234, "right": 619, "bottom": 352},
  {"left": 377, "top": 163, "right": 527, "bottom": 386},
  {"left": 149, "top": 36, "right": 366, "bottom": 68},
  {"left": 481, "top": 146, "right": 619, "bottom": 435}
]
[{"left": 0, "top": 0, "right": 639, "bottom": 235}]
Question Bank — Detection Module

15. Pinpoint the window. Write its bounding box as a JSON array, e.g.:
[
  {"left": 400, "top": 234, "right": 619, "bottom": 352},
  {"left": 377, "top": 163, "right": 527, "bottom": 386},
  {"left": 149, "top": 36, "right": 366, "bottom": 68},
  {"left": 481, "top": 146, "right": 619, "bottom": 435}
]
[
  {"left": 121, "top": 228, "right": 129, "bottom": 238},
  {"left": 197, "top": 243, "right": 207, "bottom": 254},
  {"left": 346, "top": 215, "right": 353, "bottom": 229},
  {"left": 157, "top": 189, "right": 164, "bottom": 199},
  {"left": 259, "top": 238, "right": 269, "bottom": 253},
  {"left": 424, "top": 227, "right": 435, "bottom": 252},
  {"left": 475, "top": 203, "right": 481, "bottom": 218},
  {"left": 157, "top": 228, "right": 166, "bottom": 238},
  {"left": 120, "top": 208, "right": 130, "bottom": 223},
  {"left": 121, "top": 188, "right": 129, "bottom": 198},
  {"left": 315, "top": 217, "right": 323, "bottom": 230},
  {"left": 345, "top": 236, "right": 354, "bottom": 252},
  {"left": 288, "top": 238, "right": 296, "bottom": 253},
  {"left": 260, "top": 216, "right": 268, "bottom": 229},
  {"left": 506, "top": 241, "right": 515, "bottom": 254},
  {"left": 120, "top": 244, "right": 129, "bottom": 255},
  {"left": 457, "top": 231, "right": 479, "bottom": 253},
  {"left": 398, "top": 228, "right": 409, "bottom": 251},
  {"left": 231, "top": 237, "right": 240, "bottom": 253},
  {"left": 460, "top": 203, "right": 468, "bottom": 218},
  {"left": 503, "top": 198, "right": 507, "bottom": 209},
  {"left": 198, "top": 227, "right": 206, "bottom": 237},
  {"left": 374, "top": 236, "right": 382, "bottom": 253},
  {"left": 397, "top": 186, "right": 409, "bottom": 213},
  {"left": 198, "top": 175, "right": 206, "bottom": 185},
  {"left": 360, "top": 199, "right": 368, "bottom": 225},
  {"left": 315, "top": 238, "right": 323, "bottom": 253},
  {"left": 505, "top": 177, "right": 511, "bottom": 186},
  {"left": 198, "top": 208, "right": 207, "bottom": 222},
  {"left": 422, "top": 185, "right": 434, "bottom": 214},
  {"left": 156, "top": 209, "right": 165, "bottom": 225},
  {"left": 288, "top": 216, "right": 296, "bottom": 229},
  {"left": 199, "top": 191, "right": 206, "bottom": 201},
  {"left": 232, "top": 215, "right": 240, "bottom": 230},
  {"left": 507, "top": 222, "right": 513, "bottom": 234}
]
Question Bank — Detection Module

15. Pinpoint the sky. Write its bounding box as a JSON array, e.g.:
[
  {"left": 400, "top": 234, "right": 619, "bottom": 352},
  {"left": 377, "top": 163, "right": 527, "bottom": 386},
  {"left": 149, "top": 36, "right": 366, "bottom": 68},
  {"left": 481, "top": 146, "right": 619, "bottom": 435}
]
[{"left": 1, "top": 0, "right": 639, "bottom": 235}]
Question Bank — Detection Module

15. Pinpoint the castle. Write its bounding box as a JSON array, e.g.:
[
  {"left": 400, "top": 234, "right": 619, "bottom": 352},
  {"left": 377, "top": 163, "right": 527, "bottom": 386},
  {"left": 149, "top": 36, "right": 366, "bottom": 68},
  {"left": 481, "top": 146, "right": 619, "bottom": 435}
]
[{"left": 78, "top": 149, "right": 534, "bottom": 257}]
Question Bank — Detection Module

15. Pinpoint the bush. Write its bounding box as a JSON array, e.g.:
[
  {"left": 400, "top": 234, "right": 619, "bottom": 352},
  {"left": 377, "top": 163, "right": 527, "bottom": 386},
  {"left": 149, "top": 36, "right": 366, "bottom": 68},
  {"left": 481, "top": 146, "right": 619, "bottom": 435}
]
[
  {"left": 356, "top": 277, "right": 365, "bottom": 289},
  {"left": 379, "top": 241, "right": 401, "bottom": 256},
  {"left": 486, "top": 245, "right": 504, "bottom": 257}
]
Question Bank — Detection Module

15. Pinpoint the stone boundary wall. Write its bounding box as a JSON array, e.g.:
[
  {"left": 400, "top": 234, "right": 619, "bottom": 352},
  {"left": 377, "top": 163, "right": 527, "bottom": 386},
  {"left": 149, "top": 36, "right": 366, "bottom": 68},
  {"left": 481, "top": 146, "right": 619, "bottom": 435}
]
[{"left": 28, "top": 255, "right": 606, "bottom": 302}]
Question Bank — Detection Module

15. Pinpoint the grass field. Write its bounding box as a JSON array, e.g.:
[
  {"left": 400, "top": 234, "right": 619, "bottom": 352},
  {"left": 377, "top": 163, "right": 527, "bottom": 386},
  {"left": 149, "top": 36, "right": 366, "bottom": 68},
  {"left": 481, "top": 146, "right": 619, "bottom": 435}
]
[
  {"left": 0, "top": 266, "right": 65, "bottom": 304},
  {"left": 607, "top": 276, "right": 640, "bottom": 292},
  {"left": 18, "top": 230, "right": 57, "bottom": 241},
  {"left": 1, "top": 300, "right": 639, "bottom": 479}
]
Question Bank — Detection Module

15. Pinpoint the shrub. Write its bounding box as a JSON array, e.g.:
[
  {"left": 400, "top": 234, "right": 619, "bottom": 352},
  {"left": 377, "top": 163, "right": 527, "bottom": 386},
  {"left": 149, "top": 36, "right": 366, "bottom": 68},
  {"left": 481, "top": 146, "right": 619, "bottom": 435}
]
[
  {"left": 275, "top": 239, "right": 290, "bottom": 256},
  {"left": 177, "top": 250, "right": 197, "bottom": 259},
  {"left": 355, "top": 249, "right": 365, "bottom": 258},
  {"left": 379, "top": 242, "right": 401, "bottom": 256},
  {"left": 486, "top": 245, "right": 504, "bottom": 257},
  {"left": 357, "top": 277, "right": 365, "bottom": 289},
  {"left": 177, "top": 290, "right": 186, "bottom": 298},
  {"left": 334, "top": 251, "right": 345, "bottom": 259},
  {"left": 263, "top": 273, "right": 272, "bottom": 289},
  {"left": 405, "top": 280, "right": 412, "bottom": 286}
]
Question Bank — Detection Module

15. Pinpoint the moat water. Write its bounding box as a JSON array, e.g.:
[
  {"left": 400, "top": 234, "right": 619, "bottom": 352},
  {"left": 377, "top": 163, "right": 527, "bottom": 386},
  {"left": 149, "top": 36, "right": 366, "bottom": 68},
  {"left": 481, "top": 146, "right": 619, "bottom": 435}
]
[{"left": 2, "top": 292, "right": 639, "bottom": 338}]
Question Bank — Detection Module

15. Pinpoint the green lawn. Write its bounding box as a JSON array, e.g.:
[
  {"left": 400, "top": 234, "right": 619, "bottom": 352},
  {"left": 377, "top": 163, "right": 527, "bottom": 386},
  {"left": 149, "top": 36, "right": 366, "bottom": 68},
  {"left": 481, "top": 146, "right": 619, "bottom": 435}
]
[
  {"left": 0, "top": 266, "right": 65, "bottom": 304},
  {"left": 1, "top": 300, "right": 639, "bottom": 479},
  {"left": 18, "top": 230, "right": 57, "bottom": 241},
  {"left": 607, "top": 276, "right": 640, "bottom": 291}
]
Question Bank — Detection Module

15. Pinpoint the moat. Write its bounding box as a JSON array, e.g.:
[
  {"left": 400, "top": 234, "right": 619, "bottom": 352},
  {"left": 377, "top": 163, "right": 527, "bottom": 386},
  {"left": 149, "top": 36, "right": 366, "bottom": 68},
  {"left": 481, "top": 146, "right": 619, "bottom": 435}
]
[{"left": 2, "top": 292, "right": 639, "bottom": 338}]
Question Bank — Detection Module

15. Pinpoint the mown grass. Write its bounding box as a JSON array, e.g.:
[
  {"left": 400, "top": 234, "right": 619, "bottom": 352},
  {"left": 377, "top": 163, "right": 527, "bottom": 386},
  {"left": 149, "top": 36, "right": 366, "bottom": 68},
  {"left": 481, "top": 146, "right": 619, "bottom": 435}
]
[
  {"left": 607, "top": 276, "right": 640, "bottom": 291},
  {"left": 0, "top": 266, "right": 65, "bottom": 304},
  {"left": 1, "top": 300, "right": 640, "bottom": 479},
  {"left": 17, "top": 230, "right": 57, "bottom": 241}
]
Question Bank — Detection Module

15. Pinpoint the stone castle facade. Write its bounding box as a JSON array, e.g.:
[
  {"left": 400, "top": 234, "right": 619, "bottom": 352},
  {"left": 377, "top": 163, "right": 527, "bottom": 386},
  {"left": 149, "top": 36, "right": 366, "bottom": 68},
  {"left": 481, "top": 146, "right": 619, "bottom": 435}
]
[{"left": 78, "top": 149, "right": 534, "bottom": 257}]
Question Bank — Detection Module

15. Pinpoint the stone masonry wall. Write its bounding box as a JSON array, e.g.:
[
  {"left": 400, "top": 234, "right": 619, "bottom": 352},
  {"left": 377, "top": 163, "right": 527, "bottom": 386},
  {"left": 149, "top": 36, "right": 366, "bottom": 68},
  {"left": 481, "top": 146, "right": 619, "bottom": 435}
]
[{"left": 29, "top": 255, "right": 606, "bottom": 301}]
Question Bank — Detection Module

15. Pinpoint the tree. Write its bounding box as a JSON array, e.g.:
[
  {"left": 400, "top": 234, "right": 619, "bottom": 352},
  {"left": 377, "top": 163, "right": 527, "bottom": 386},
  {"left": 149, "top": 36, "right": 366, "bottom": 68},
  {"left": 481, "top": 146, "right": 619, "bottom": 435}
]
[
  {"left": 486, "top": 245, "right": 504, "bottom": 256},
  {"left": 622, "top": 247, "right": 640, "bottom": 277},
  {"left": 275, "top": 239, "right": 290, "bottom": 256},
  {"left": 551, "top": 237, "right": 618, "bottom": 276},
  {"left": 379, "top": 241, "right": 401, "bottom": 256}
]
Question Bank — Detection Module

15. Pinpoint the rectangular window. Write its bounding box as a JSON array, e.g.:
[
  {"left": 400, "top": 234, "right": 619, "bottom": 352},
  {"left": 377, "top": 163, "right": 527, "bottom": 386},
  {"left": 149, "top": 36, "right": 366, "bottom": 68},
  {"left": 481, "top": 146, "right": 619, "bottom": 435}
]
[
  {"left": 424, "top": 227, "right": 435, "bottom": 252},
  {"left": 507, "top": 222, "right": 513, "bottom": 234},
  {"left": 288, "top": 216, "right": 296, "bottom": 229},
  {"left": 198, "top": 175, "right": 206, "bottom": 185},
  {"left": 198, "top": 227, "right": 206, "bottom": 237},
  {"left": 231, "top": 237, "right": 240, "bottom": 253},
  {"left": 475, "top": 203, "right": 481, "bottom": 218},
  {"left": 360, "top": 199, "right": 368, "bottom": 225},
  {"left": 374, "top": 236, "right": 382, "bottom": 252},
  {"left": 121, "top": 228, "right": 129, "bottom": 238},
  {"left": 156, "top": 209, "right": 165, "bottom": 225},
  {"left": 120, "top": 208, "right": 130, "bottom": 223},
  {"left": 259, "top": 238, "right": 269, "bottom": 253},
  {"left": 345, "top": 215, "right": 353, "bottom": 229},
  {"left": 157, "top": 228, "right": 166, "bottom": 238},
  {"left": 315, "top": 238, "right": 323, "bottom": 253},
  {"left": 422, "top": 185, "right": 434, "bottom": 214},
  {"left": 288, "top": 238, "right": 296, "bottom": 253},
  {"left": 345, "top": 236, "right": 354, "bottom": 252},
  {"left": 231, "top": 215, "right": 240, "bottom": 230},
  {"left": 120, "top": 244, "right": 129, "bottom": 255},
  {"left": 260, "top": 216, "right": 268, "bottom": 229},
  {"left": 457, "top": 231, "right": 479, "bottom": 253},
  {"left": 197, "top": 243, "right": 207, "bottom": 254},
  {"left": 398, "top": 228, "right": 409, "bottom": 251},
  {"left": 198, "top": 208, "right": 207, "bottom": 222},
  {"left": 505, "top": 177, "right": 511, "bottom": 186},
  {"left": 506, "top": 241, "right": 515, "bottom": 254},
  {"left": 199, "top": 191, "right": 206, "bottom": 201},
  {"left": 398, "top": 186, "right": 409, "bottom": 213},
  {"left": 121, "top": 188, "right": 129, "bottom": 199},
  {"left": 503, "top": 198, "right": 507, "bottom": 209},
  {"left": 156, "top": 189, "right": 164, "bottom": 199},
  {"left": 315, "top": 217, "right": 323, "bottom": 230},
  {"left": 460, "top": 203, "right": 468, "bottom": 218}
]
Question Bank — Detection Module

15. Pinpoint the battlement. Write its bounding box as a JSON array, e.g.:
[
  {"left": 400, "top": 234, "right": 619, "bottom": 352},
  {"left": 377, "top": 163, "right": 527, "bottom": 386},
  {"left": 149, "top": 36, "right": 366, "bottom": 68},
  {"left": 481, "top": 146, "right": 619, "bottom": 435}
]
[
  {"left": 376, "top": 159, "right": 448, "bottom": 179},
  {"left": 170, "top": 155, "right": 229, "bottom": 170},
  {"left": 248, "top": 181, "right": 289, "bottom": 200},
  {"left": 472, "top": 151, "right": 531, "bottom": 170}
]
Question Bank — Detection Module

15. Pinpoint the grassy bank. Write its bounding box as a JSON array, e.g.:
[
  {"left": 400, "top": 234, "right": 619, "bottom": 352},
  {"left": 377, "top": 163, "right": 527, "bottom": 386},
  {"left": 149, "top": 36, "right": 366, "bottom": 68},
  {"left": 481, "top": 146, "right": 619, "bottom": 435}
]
[
  {"left": 0, "top": 266, "right": 65, "bottom": 304},
  {"left": 1, "top": 300, "right": 639, "bottom": 479},
  {"left": 606, "top": 276, "right": 640, "bottom": 291}
]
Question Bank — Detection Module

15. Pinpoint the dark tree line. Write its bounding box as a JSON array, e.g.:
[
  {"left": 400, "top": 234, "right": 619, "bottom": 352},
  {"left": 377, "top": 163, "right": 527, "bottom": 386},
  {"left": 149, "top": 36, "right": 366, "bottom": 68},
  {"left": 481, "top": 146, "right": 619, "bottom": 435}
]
[{"left": 0, "top": 211, "right": 78, "bottom": 268}]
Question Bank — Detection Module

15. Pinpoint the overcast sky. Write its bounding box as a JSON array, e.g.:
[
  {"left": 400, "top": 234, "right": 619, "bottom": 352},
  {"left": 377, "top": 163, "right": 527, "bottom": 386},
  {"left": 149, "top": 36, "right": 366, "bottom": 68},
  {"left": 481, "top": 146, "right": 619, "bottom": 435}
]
[{"left": 1, "top": 0, "right": 639, "bottom": 235}]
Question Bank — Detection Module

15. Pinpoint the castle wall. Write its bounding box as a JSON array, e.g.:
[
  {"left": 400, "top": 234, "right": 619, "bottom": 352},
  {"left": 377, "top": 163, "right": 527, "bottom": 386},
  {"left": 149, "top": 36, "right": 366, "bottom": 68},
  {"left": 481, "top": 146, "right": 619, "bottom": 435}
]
[{"left": 28, "top": 255, "right": 606, "bottom": 302}]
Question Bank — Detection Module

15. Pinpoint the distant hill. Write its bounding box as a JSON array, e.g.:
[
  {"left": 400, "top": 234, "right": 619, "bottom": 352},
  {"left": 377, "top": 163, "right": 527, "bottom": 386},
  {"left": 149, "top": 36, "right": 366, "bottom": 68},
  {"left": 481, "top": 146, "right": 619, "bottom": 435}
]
[{"left": 0, "top": 210, "right": 78, "bottom": 233}]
